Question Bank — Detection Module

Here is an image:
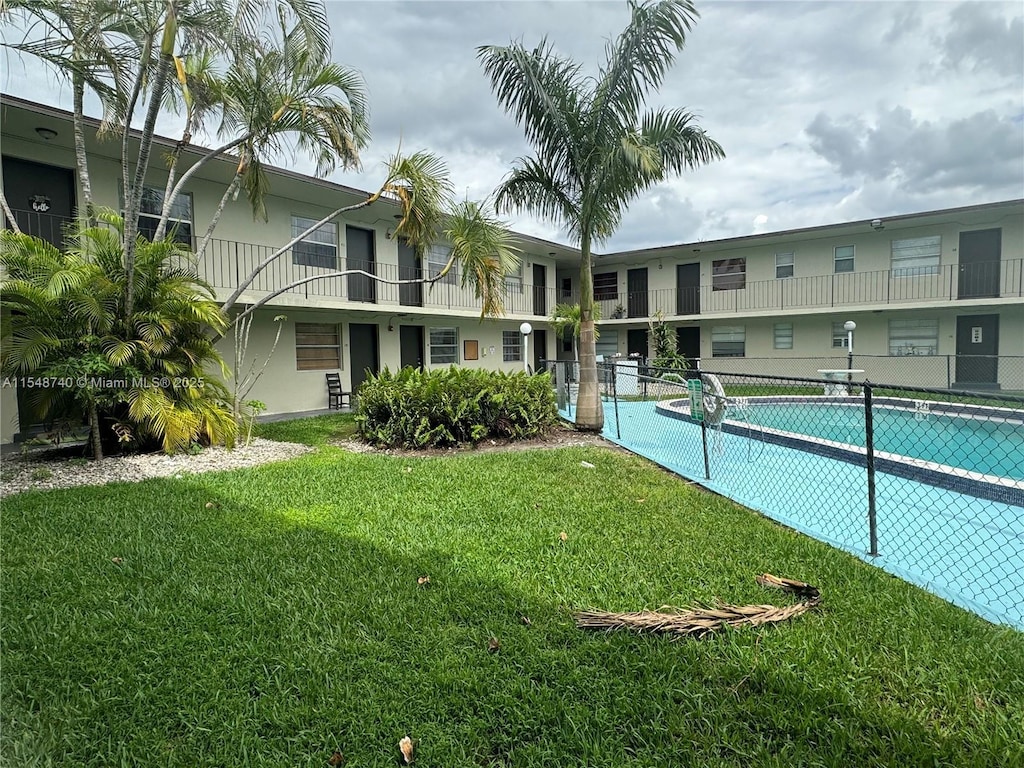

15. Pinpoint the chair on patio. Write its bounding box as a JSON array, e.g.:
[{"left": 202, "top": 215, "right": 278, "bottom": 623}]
[{"left": 325, "top": 372, "right": 350, "bottom": 409}]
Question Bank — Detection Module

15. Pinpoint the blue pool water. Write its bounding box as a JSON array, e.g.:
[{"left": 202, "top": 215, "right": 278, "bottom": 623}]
[
  {"left": 567, "top": 399, "right": 1024, "bottom": 630},
  {"left": 722, "top": 401, "right": 1024, "bottom": 479}
]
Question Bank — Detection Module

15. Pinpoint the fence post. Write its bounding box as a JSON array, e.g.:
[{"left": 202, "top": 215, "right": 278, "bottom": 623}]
[
  {"left": 613, "top": 362, "right": 621, "bottom": 440},
  {"left": 701, "top": 418, "right": 711, "bottom": 481},
  {"left": 864, "top": 381, "right": 879, "bottom": 557}
]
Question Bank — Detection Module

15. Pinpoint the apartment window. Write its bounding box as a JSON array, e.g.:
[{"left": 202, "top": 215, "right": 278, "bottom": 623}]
[
  {"left": 889, "top": 319, "right": 938, "bottom": 356},
  {"left": 295, "top": 322, "right": 341, "bottom": 370},
  {"left": 712, "top": 258, "right": 746, "bottom": 291},
  {"left": 502, "top": 330, "right": 522, "bottom": 362},
  {"left": 427, "top": 245, "right": 457, "bottom": 285},
  {"left": 711, "top": 326, "right": 745, "bottom": 357},
  {"left": 891, "top": 236, "right": 941, "bottom": 277},
  {"left": 504, "top": 263, "right": 523, "bottom": 293},
  {"left": 594, "top": 272, "right": 618, "bottom": 301},
  {"left": 137, "top": 186, "right": 193, "bottom": 244},
  {"left": 773, "top": 323, "right": 793, "bottom": 349},
  {"left": 832, "top": 322, "right": 853, "bottom": 348},
  {"left": 775, "top": 252, "right": 794, "bottom": 279},
  {"left": 561, "top": 277, "right": 573, "bottom": 299},
  {"left": 292, "top": 216, "right": 337, "bottom": 269},
  {"left": 429, "top": 327, "right": 458, "bottom": 364},
  {"left": 834, "top": 245, "right": 855, "bottom": 273}
]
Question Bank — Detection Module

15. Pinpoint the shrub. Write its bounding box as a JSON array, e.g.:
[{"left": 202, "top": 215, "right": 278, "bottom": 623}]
[{"left": 356, "top": 367, "right": 558, "bottom": 448}]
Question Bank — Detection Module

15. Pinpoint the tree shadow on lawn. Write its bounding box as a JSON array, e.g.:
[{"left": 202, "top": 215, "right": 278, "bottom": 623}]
[{"left": 1, "top": 474, "right": 1017, "bottom": 767}]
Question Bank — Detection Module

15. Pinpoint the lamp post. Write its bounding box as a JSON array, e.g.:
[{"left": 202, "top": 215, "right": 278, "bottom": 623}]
[
  {"left": 844, "top": 320, "right": 856, "bottom": 384},
  {"left": 519, "top": 321, "right": 533, "bottom": 373}
]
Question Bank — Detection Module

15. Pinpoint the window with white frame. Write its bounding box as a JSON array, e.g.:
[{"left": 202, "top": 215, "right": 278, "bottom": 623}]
[
  {"left": 294, "top": 322, "right": 341, "bottom": 370},
  {"left": 429, "top": 327, "right": 458, "bottom": 364},
  {"left": 775, "top": 252, "right": 794, "bottom": 279},
  {"left": 711, "top": 326, "right": 745, "bottom": 357},
  {"left": 137, "top": 186, "right": 193, "bottom": 244},
  {"left": 891, "top": 236, "right": 941, "bottom": 277},
  {"left": 712, "top": 258, "right": 746, "bottom": 291},
  {"left": 427, "top": 245, "right": 457, "bottom": 285},
  {"left": 291, "top": 215, "right": 338, "bottom": 269},
  {"left": 831, "top": 321, "right": 850, "bottom": 348},
  {"left": 594, "top": 272, "right": 618, "bottom": 301},
  {"left": 889, "top": 318, "right": 938, "bottom": 356},
  {"left": 834, "top": 245, "right": 855, "bottom": 273},
  {"left": 773, "top": 323, "right": 793, "bottom": 349},
  {"left": 504, "top": 263, "right": 523, "bottom": 293},
  {"left": 502, "top": 330, "right": 522, "bottom": 361}
]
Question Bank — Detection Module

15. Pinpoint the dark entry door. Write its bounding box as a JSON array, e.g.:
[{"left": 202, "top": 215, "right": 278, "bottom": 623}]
[
  {"left": 532, "top": 329, "right": 547, "bottom": 372},
  {"left": 958, "top": 229, "right": 1001, "bottom": 299},
  {"left": 676, "top": 326, "right": 700, "bottom": 368},
  {"left": 346, "top": 226, "right": 376, "bottom": 303},
  {"left": 2, "top": 156, "right": 76, "bottom": 246},
  {"left": 627, "top": 328, "right": 648, "bottom": 359},
  {"left": 349, "top": 323, "right": 379, "bottom": 394},
  {"left": 398, "top": 240, "right": 422, "bottom": 307},
  {"left": 400, "top": 325, "right": 424, "bottom": 370},
  {"left": 533, "top": 264, "right": 547, "bottom": 316},
  {"left": 955, "top": 315, "right": 999, "bottom": 386},
  {"left": 676, "top": 263, "right": 700, "bottom": 315},
  {"left": 627, "top": 268, "right": 648, "bottom": 318}
]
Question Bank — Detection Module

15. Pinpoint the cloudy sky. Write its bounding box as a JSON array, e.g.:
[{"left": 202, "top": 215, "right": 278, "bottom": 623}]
[{"left": 4, "top": 0, "right": 1023, "bottom": 251}]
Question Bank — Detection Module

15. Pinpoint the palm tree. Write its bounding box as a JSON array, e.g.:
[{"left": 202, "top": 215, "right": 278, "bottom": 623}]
[
  {"left": 1, "top": 211, "right": 235, "bottom": 458},
  {"left": 549, "top": 302, "right": 601, "bottom": 369},
  {"left": 478, "top": 0, "right": 724, "bottom": 430}
]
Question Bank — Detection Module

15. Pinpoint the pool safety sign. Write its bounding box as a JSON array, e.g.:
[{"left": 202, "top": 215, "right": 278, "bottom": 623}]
[{"left": 688, "top": 378, "right": 704, "bottom": 421}]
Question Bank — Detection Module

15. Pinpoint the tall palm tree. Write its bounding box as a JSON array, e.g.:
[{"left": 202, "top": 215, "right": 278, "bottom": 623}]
[{"left": 478, "top": 0, "right": 724, "bottom": 430}]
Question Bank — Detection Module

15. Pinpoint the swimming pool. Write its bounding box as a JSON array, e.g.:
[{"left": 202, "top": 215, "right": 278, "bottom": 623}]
[
  {"left": 657, "top": 396, "right": 1024, "bottom": 507},
  {"left": 571, "top": 398, "right": 1024, "bottom": 630}
]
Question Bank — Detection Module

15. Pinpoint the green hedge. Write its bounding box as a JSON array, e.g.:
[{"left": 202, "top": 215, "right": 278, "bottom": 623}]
[{"left": 355, "top": 367, "right": 558, "bottom": 448}]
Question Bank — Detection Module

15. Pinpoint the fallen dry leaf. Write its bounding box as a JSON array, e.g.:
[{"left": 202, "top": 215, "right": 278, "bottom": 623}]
[
  {"left": 204, "top": 501, "right": 215, "bottom": 509},
  {"left": 487, "top": 636, "right": 501, "bottom": 653},
  {"left": 559, "top": 531, "right": 568, "bottom": 542},
  {"left": 636, "top": 498, "right": 646, "bottom": 503},
  {"left": 580, "top": 460, "right": 595, "bottom": 469},
  {"left": 111, "top": 557, "right": 124, "bottom": 565},
  {"left": 327, "top": 749, "right": 345, "bottom": 766},
  {"left": 403, "top": 467, "right": 412, "bottom": 473},
  {"left": 417, "top": 575, "right": 431, "bottom": 586},
  {"left": 520, "top": 615, "right": 532, "bottom": 626},
  {"left": 399, "top": 735, "right": 415, "bottom": 764}
]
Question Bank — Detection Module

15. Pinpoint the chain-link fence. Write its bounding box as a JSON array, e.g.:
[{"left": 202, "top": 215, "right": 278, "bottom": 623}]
[{"left": 547, "top": 359, "right": 1024, "bottom": 629}]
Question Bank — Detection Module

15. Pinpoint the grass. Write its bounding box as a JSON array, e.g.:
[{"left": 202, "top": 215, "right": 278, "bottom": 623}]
[
  {"left": 254, "top": 413, "right": 360, "bottom": 445},
  {"left": 2, "top": 426, "right": 1022, "bottom": 766}
]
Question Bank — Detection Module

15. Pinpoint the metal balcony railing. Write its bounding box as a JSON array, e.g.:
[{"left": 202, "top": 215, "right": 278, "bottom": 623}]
[{"left": 5, "top": 208, "right": 1021, "bottom": 318}]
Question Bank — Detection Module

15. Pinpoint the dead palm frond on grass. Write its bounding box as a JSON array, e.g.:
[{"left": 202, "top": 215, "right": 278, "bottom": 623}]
[{"left": 575, "top": 574, "right": 822, "bottom": 638}]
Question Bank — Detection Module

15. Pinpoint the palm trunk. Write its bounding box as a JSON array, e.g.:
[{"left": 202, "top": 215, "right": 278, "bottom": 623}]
[
  {"left": 196, "top": 172, "right": 242, "bottom": 259},
  {"left": 72, "top": 74, "right": 96, "bottom": 226},
  {"left": 0, "top": 188, "right": 20, "bottom": 233},
  {"left": 89, "top": 400, "right": 103, "bottom": 461},
  {"left": 575, "top": 232, "right": 604, "bottom": 431},
  {"left": 153, "top": 123, "right": 192, "bottom": 242},
  {"left": 124, "top": 0, "right": 177, "bottom": 319}
]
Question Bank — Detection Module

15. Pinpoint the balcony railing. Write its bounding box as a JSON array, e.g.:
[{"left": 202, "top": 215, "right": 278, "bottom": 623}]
[{"left": 5, "top": 209, "right": 1021, "bottom": 319}]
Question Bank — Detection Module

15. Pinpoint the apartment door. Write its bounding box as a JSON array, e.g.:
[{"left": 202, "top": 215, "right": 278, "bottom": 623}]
[
  {"left": 957, "top": 229, "right": 1001, "bottom": 299},
  {"left": 955, "top": 315, "right": 999, "bottom": 386},
  {"left": 533, "top": 264, "right": 547, "bottom": 316},
  {"left": 398, "top": 239, "right": 422, "bottom": 307},
  {"left": 399, "top": 325, "right": 424, "bottom": 370},
  {"left": 532, "top": 329, "right": 547, "bottom": 372},
  {"left": 627, "top": 268, "right": 648, "bottom": 318},
  {"left": 676, "top": 326, "right": 700, "bottom": 368},
  {"left": 349, "top": 323, "right": 379, "bottom": 394},
  {"left": 346, "top": 226, "right": 376, "bottom": 303},
  {"left": 627, "top": 328, "right": 648, "bottom": 359},
  {"left": 676, "top": 263, "right": 700, "bottom": 315},
  {"left": 2, "top": 156, "right": 76, "bottom": 246}
]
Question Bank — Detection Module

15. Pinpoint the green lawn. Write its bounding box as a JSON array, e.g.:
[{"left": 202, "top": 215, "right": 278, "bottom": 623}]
[{"left": 2, "top": 421, "right": 1022, "bottom": 766}]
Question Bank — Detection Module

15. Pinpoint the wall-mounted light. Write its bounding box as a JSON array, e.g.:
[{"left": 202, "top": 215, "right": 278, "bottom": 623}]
[
  {"left": 871, "top": 219, "right": 884, "bottom": 231},
  {"left": 35, "top": 127, "right": 58, "bottom": 141}
]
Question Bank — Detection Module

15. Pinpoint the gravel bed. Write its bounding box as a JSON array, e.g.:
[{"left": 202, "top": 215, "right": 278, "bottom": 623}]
[{"left": 0, "top": 439, "right": 315, "bottom": 498}]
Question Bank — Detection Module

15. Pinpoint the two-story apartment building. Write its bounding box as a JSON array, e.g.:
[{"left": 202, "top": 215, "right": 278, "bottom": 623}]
[{"left": 2, "top": 94, "right": 1022, "bottom": 444}]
